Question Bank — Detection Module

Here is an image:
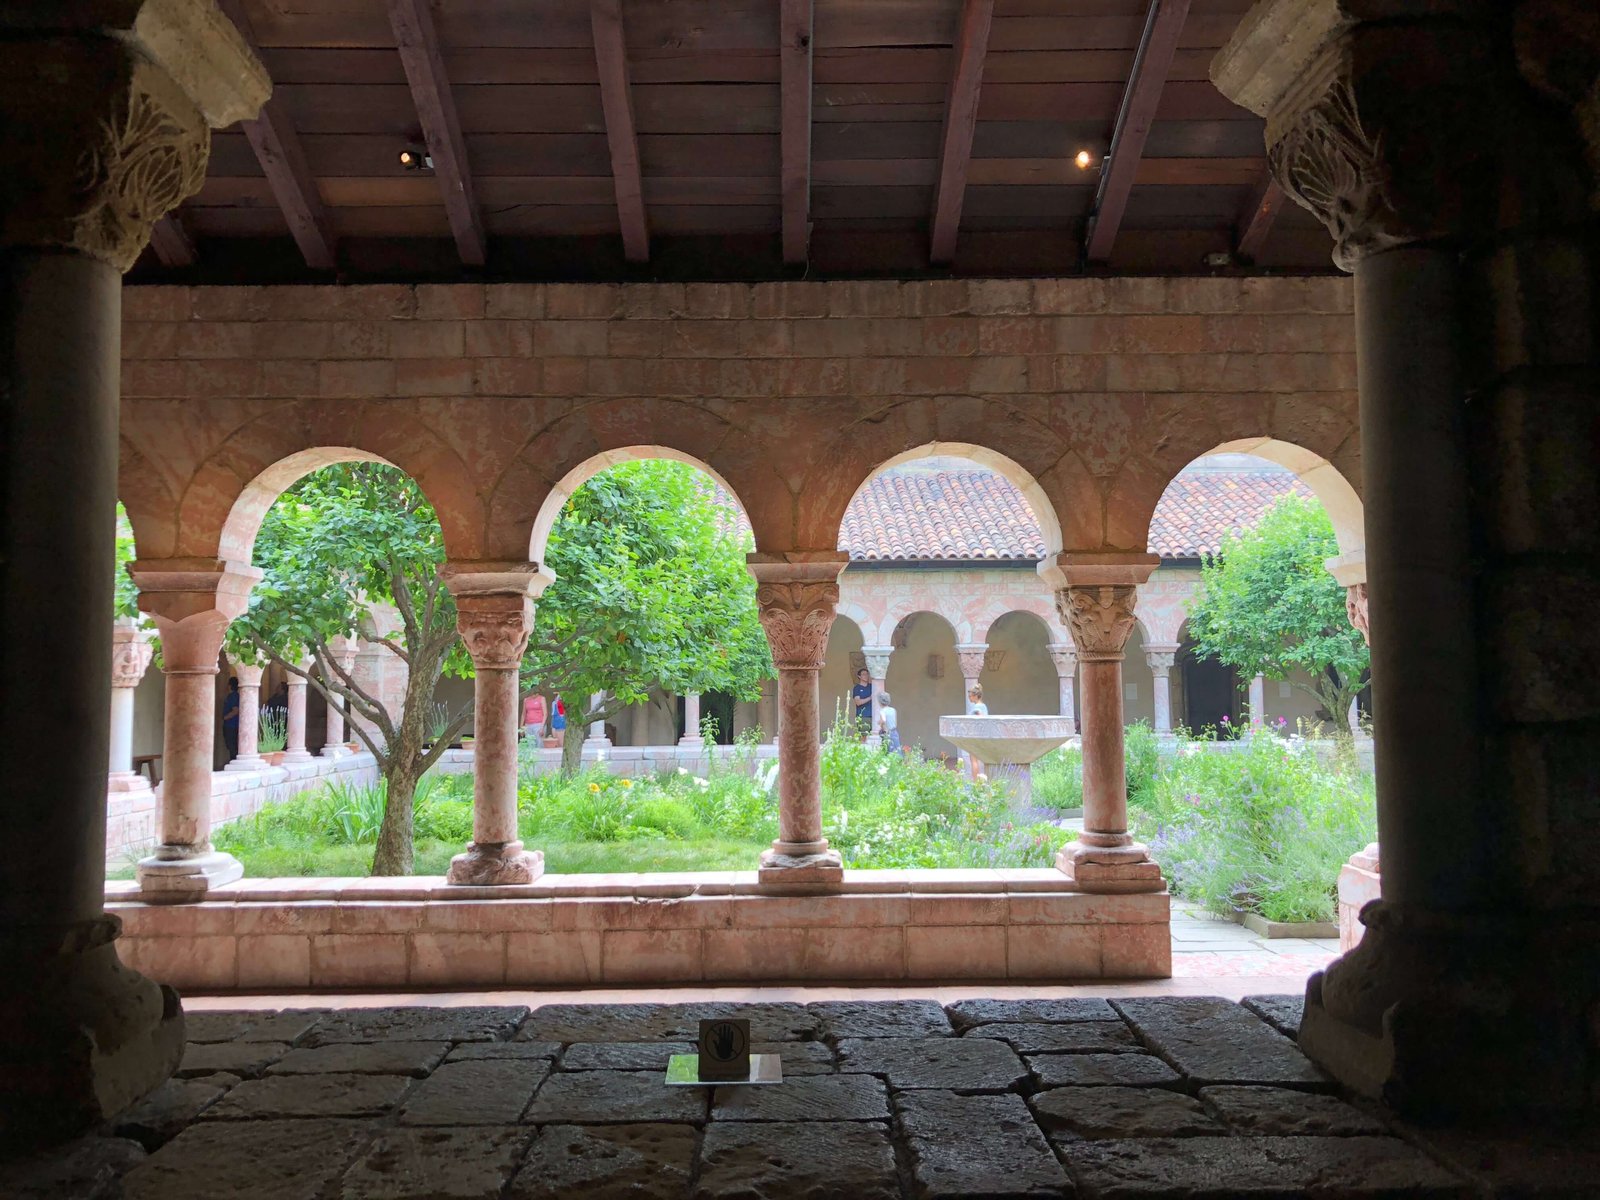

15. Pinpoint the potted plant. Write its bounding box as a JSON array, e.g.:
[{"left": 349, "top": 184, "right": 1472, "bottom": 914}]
[{"left": 258, "top": 708, "right": 288, "bottom": 765}]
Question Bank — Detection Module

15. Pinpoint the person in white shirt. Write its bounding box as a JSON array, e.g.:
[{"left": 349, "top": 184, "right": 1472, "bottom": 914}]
[
  {"left": 876, "top": 691, "right": 901, "bottom": 754},
  {"left": 965, "top": 684, "right": 988, "bottom": 779}
]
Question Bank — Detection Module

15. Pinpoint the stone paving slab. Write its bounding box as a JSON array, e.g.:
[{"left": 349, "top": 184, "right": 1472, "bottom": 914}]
[
  {"left": 838, "top": 1036, "right": 1028, "bottom": 1091},
  {"left": 810, "top": 999, "right": 953, "bottom": 1040},
  {"left": 966, "top": 1020, "right": 1143, "bottom": 1054},
  {"left": 896, "top": 1091, "right": 1070, "bottom": 1198},
  {"left": 1028, "top": 1052, "right": 1183, "bottom": 1090},
  {"left": 338, "top": 1126, "right": 533, "bottom": 1200},
  {"left": 1112, "top": 997, "right": 1330, "bottom": 1089},
  {"left": 518, "top": 1001, "right": 818, "bottom": 1044},
  {"left": 113, "top": 1078, "right": 232, "bottom": 1149},
  {"left": 306, "top": 1006, "right": 528, "bottom": 1046},
  {"left": 511, "top": 1124, "right": 697, "bottom": 1200},
  {"left": 524, "top": 1070, "right": 709, "bottom": 1124},
  {"left": 560, "top": 1041, "right": 696, "bottom": 1071},
  {"left": 399, "top": 1059, "right": 549, "bottom": 1126},
  {"left": 1240, "top": 993, "right": 1304, "bottom": 1039},
  {"left": 446, "top": 1041, "right": 561, "bottom": 1062},
  {"left": 122, "top": 1119, "right": 376, "bottom": 1200},
  {"left": 694, "top": 1121, "right": 899, "bottom": 1200},
  {"left": 946, "top": 998, "right": 1119, "bottom": 1029},
  {"left": 1059, "top": 1135, "right": 1469, "bottom": 1197},
  {"left": 0, "top": 1136, "right": 146, "bottom": 1200},
  {"left": 268, "top": 1040, "right": 450, "bottom": 1077},
  {"left": 712, "top": 1072, "right": 890, "bottom": 1122},
  {"left": 1199, "top": 1085, "right": 1387, "bottom": 1136},
  {"left": 183, "top": 1010, "right": 322, "bottom": 1045},
  {"left": 176, "top": 1040, "right": 291, "bottom": 1078},
  {"left": 760, "top": 1040, "right": 836, "bottom": 1074},
  {"left": 1032, "top": 1085, "right": 1225, "bottom": 1140},
  {"left": 204, "top": 1072, "right": 414, "bottom": 1120}
]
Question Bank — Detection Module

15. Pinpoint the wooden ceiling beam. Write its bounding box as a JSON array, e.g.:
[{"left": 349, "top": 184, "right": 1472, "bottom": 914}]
[
  {"left": 216, "top": 0, "right": 337, "bottom": 271},
  {"left": 929, "top": 0, "right": 995, "bottom": 265},
  {"left": 591, "top": 0, "right": 649, "bottom": 263},
  {"left": 1236, "top": 172, "right": 1285, "bottom": 262},
  {"left": 780, "top": 0, "right": 814, "bottom": 266},
  {"left": 1083, "top": 0, "right": 1191, "bottom": 263},
  {"left": 388, "top": 0, "right": 486, "bottom": 266},
  {"left": 149, "top": 216, "right": 197, "bottom": 268}
]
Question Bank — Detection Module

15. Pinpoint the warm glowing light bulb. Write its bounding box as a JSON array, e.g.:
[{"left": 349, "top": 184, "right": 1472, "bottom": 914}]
[
  {"left": 399, "top": 150, "right": 417, "bottom": 167},
  {"left": 1075, "top": 149, "right": 1093, "bottom": 170}
]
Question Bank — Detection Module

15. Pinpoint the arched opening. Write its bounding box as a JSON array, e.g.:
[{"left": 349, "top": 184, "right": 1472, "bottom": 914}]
[
  {"left": 219, "top": 447, "right": 401, "bottom": 565},
  {"left": 885, "top": 611, "right": 964, "bottom": 760},
  {"left": 978, "top": 611, "right": 1056, "bottom": 716},
  {"left": 820, "top": 613, "right": 867, "bottom": 736}
]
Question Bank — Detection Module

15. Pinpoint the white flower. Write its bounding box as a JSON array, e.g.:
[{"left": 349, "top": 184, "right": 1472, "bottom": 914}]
[
  {"left": 839, "top": 810, "right": 849, "bottom": 830},
  {"left": 694, "top": 776, "right": 709, "bottom": 788},
  {"left": 677, "top": 767, "right": 689, "bottom": 776},
  {"left": 877, "top": 764, "right": 889, "bottom": 777}
]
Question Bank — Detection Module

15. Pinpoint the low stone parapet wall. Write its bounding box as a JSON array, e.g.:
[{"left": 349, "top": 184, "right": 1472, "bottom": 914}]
[
  {"left": 104, "top": 871, "right": 1171, "bottom": 990},
  {"left": 521, "top": 743, "right": 779, "bottom": 778},
  {"left": 1336, "top": 844, "right": 1381, "bottom": 951}
]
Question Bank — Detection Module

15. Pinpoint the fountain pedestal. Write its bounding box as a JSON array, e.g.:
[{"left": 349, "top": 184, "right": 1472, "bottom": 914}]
[{"left": 939, "top": 715, "right": 1075, "bottom": 806}]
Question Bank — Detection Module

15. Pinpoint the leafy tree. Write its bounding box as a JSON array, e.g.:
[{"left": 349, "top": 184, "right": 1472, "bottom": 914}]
[
  {"left": 1185, "top": 495, "right": 1368, "bottom": 733},
  {"left": 114, "top": 502, "right": 140, "bottom": 619},
  {"left": 525, "top": 460, "right": 773, "bottom": 776},
  {"left": 229, "top": 464, "right": 470, "bottom": 874}
]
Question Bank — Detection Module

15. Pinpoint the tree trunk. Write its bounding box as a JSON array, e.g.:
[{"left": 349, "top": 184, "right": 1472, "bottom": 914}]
[
  {"left": 560, "top": 694, "right": 586, "bottom": 779},
  {"left": 372, "top": 750, "right": 421, "bottom": 875}
]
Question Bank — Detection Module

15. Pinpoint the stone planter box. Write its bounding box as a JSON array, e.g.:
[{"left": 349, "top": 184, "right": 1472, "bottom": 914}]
[{"left": 1238, "top": 911, "right": 1338, "bottom": 939}]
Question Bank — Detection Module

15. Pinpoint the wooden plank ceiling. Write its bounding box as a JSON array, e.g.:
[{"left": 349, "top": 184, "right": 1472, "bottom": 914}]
[{"left": 137, "top": 0, "right": 1335, "bottom": 282}]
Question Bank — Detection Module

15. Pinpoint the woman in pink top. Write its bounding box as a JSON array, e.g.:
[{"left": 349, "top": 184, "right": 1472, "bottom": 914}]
[{"left": 522, "top": 693, "right": 547, "bottom": 740}]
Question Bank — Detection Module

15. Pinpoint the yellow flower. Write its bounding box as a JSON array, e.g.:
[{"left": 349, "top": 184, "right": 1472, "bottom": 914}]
[
  {"left": 588, "top": 782, "right": 601, "bottom": 793},
  {"left": 619, "top": 778, "right": 634, "bottom": 788}
]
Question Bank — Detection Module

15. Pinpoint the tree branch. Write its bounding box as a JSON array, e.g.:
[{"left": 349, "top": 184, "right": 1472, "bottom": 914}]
[
  {"left": 258, "top": 633, "right": 393, "bottom": 766},
  {"left": 417, "top": 704, "right": 474, "bottom": 775},
  {"left": 370, "top": 633, "right": 412, "bottom": 666}
]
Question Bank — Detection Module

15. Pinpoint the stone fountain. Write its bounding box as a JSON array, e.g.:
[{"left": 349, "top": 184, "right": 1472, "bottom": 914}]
[{"left": 938, "top": 714, "right": 1076, "bottom": 806}]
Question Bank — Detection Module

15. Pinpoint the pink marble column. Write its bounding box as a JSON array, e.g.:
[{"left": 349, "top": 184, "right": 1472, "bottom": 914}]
[
  {"left": 861, "top": 645, "right": 893, "bottom": 748},
  {"left": 679, "top": 692, "right": 703, "bottom": 746},
  {"left": 131, "top": 561, "right": 260, "bottom": 901},
  {"left": 1247, "top": 674, "right": 1266, "bottom": 727},
  {"left": 1145, "top": 644, "right": 1178, "bottom": 734},
  {"left": 224, "top": 658, "right": 264, "bottom": 770},
  {"left": 751, "top": 553, "right": 848, "bottom": 884},
  {"left": 108, "top": 618, "right": 155, "bottom": 792},
  {"left": 282, "top": 656, "right": 313, "bottom": 763},
  {"left": 1045, "top": 641, "right": 1078, "bottom": 734},
  {"left": 1047, "top": 555, "right": 1163, "bottom": 894},
  {"left": 442, "top": 564, "right": 551, "bottom": 885},
  {"left": 320, "top": 638, "right": 356, "bottom": 757},
  {"left": 954, "top": 642, "right": 987, "bottom": 698}
]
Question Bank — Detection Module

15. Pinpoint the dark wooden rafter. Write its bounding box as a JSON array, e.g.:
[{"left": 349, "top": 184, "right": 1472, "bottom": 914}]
[
  {"left": 149, "top": 216, "right": 197, "bottom": 268},
  {"left": 216, "top": 0, "right": 337, "bottom": 271},
  {"left": 779, "top": 0, "right": 814, "bottom": 266},
  {"left": 1083, "top": 0, "right": 1192, "bottom": 263},
  {"left": 1235, "top": 172, "right": 1285, "bottom": 261},
  {"left": 929, "top": 0, "right": 995, "bottom": 265},
  {"left": 387, "top": 0, "right": 486, "bottom": 266},
  {"left": 591, "top": 0, "right": 649, "bottom": 263}
]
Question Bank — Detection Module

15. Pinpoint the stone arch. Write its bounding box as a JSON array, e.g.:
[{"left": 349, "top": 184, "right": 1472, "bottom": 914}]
[
  {"left": 835, "top": 441, "right": 1065, "bottom": 561},
  {"left": 219, "top": 448, "right": 393, "bottom": 564},
  {"left": 526, "top": 445, "right": 752, "bottom": 565},
  {"left": 975, "top": 600, "right": 1062, "bottom": 647},
  {"left": 882, "top": 596, "right": 973, "bottom": 646},
  {"left": 884, "top": 609, "right": 965, "bottom": 757}
]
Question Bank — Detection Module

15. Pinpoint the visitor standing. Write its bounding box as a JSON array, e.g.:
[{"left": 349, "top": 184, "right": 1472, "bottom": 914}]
[
  {"left": 221, "top": 677, "right": 240, "bottom": 761},
  {"left": 877, "top": 691, "right": 901, "bottom": 754},
  {"left": 522, "top": 692, "right": 547, "bottom": 741},
  {"left": 551, "top": 696, "right": 566, "bottom": 739},
  {"left": 964, "top": 683, "right": 988, "bottom": 780},
  {"left": 850, "top": 667, "right": 873, "bottom": 736}
]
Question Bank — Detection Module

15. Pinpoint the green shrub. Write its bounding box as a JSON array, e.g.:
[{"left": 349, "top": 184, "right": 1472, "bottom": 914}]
[
  {"left": 1134, "top": 732, "right": 1375, "bottom": 923},
  {"left": 1124, "top": 720, "right": 1159, "bottom": 807},
  {"left": 1032, "top": 746, "right": 1083, "bottom": 811}
]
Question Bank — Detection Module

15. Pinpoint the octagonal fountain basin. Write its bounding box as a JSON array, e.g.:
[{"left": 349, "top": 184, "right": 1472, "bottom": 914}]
[{"left": 939, "top": 714, "right": 1076, "bottom": 806}]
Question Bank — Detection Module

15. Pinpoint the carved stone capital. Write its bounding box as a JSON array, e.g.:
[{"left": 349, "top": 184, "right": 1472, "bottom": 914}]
[
  {"left": 1045, "top": 641, "right": 1078, "bottom": 677},
  {"left": 1145, "top": 644, "right": 1179, "bottom": 675},
  {"left": 111, "top": 621, "right": 155, "bottom": 689},
  {"left": 0, "top": 4, "right": 268, "bottom": 268},
  {"left": 456, "top": 595, "right": 534, "bottom": 671},
  {"left": 954, "top": 643, "right": 989, "bottom": 683},
  {"left": 861, "top": 646, "right": 894, "bottom": 680},
  {"left": 756, "top": 581, "right": 840, "bottom": 671},
  {"left": 131, "top": 557, "right": 262, "bottom": 674},
  {"left": 1345, "top": 582, "right": 1371, "bottom": 645},
  {"left": 1056, "top": 586, "right": 1140, "bottom": 662}
]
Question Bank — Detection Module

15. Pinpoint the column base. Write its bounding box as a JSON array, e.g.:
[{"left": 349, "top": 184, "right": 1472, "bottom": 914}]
[
  {"left": 136, "top": 849, "right": 243, "bottom": 904},
  {"left": 280, "top": 750, "right": 315, "bottom": 764},
  {"left": 446, "top": 842, "right": 544, "bottom": 886},
  {"left": 0, "top": 915, "right": 184, "bottom": 1153},
  {"left": 223, "top": 756, "right": 265, "bottom": 772},
  {"left": 1055, "top": 839, "right": 1164, "bottom": 893},
  {"left": 759, "top": 846, "right": 844, "bottom": 886},
  {"left": 1298, "top": 900, "right": 1600, "bottom": 1121},
  {"left": 319, "top": 745, "right": 351, "bottom": 759},
  {"left": 106, "top": 772, "right": 151, "bottom": 794},
  {"left": 677, "top": 737, "right": 703, "bottom": 748}
]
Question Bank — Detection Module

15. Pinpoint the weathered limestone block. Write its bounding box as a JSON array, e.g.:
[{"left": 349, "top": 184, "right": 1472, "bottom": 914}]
[
  {"left": 896, "top": 1091, "right": 1070, "bottom": 1199},
  {"left": 517, "top": 1002, "right": 816, "bottom": 1044},
  {"left": 175, "top": 1040, "right": 290, "bottom": 1079},
  {"left": 399, "top": 1060, "right": 548, "bottom": 1125},
  {"left": 305, "top": 1005, "right": 528, "bottom": 1046},
  {"left": 112, "top": 1077, "right": 231, "bottom": 1149},
  {"left": 1032, "top": 1085, "right": 1224, "bottom": 1140},
  {"left": 0, "top": 1136, "right": 147, "bottom": 1200},
  {"left": 523, "top": 1071, "right": 708, "bottom": 1124},
  {"left": 512, "top": 1124, "right": 697, "bottom": 1200},
  {"left": 1113, "top": 997, "right": 1330, "bottom": 1088},
  {"left": 694, "top": 1121, "right": 899, "bottom": 1200},
  {"left": 1240, "top": 993, "right": 1305, "bottom": 1040},
  {"left": 837, "top": 1037, "right": 1027, "bottom": 1091},
  {"left": 1028, "top": 1052, "right": 1183, "bottom": 1090},
  {"left": 945, "top": 997, "right": 1118, "bottom": 1029},
  {"left": 267, "top": 1041, "right": 450, "bottom": 1078},
  {"left": 1200, "top": 1085, "right": 1387, "bottom": 1136},
  {"left": 181, "top": 1009, "right": 323, "bottom": 1045},
  {"left": 202, "top": 1072, "right": 412, "bottom": 1120},
  {"left": 966, "top": 1020, "right": 1143, "bottom": 1054},
  {"left": 447, "top": 1041, "right": 561, "bottom": 1063},
  {"left": 711, "top": 1073, "right": 890, "bottom": 1122},
  {"left": 121, "top": 1119, "right": 374, "bottom": 1200},
  {"left": 810, "top": 999, "right": 953, "bottom": 1040},
  {"left": 340, "top": 1127, "right": 533, "bottom": 1200},
  {"left": 559, "top": 1042, "right": 695, "bottom": 1072}
]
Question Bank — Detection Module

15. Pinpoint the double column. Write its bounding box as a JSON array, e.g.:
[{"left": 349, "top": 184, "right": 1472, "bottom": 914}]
[
  {"left": 751, "top": 553, "right": 848, "bottom": 884},
  {"left": 1215, "top": 0, "right": 1600, "bottom": 1117},
  {"left": 1145, "top": 645, "right": 1177, "bottom": 735},
  {"left": 1043, "top": 553, "right": 1164, "bottom": 893},
  {"left": 224, "top": 657, "right": 265, "bottom": 770},
  {"left": 131, "top": 562, "right": 262, "bottom": 900},
  {"left": 442, "top": 563, "right": 552, "bottom": 886},
  {"left": 0, "top": 0, "right": 269, "bottom": 1144},
  {"left": 1045, "top": 642, "right": 1078, "bottom": 733}
]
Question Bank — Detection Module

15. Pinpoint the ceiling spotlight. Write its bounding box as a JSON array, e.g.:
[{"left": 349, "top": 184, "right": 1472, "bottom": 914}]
[
  {"left": 398, "top": 147, "right": 433, "bottom": 171},
  {"left": 1204, "top": 251, "right": 1237, "bottom": 268},
  {"left": 1074, "top": 149, "right": 1094, "bottom": 170}
]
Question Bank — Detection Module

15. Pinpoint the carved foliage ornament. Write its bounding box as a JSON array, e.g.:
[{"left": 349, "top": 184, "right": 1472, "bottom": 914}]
[
  {"left": 458, "top": 611, "right": 532, "bottom": 670},
  {"left": 1345, "top": 582, "right": 1371, "bottom": 646},
  {"left": 111, "top": 639, "right": 155, "bottom": 688},
  {"left": 0, "top": 47, "right": 209, "bottom": 269},
  {"left": 1056, "top": 586, "right": 1139, "bottom": 661},
  {"left": 756, "top": 581, "right": 840, "bottom": 670}
]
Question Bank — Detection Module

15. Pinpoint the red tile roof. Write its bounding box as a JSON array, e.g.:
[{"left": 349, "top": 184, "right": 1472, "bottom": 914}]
[{"left": 832, "top": 468, "right": 1311, "bottom": 562}]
